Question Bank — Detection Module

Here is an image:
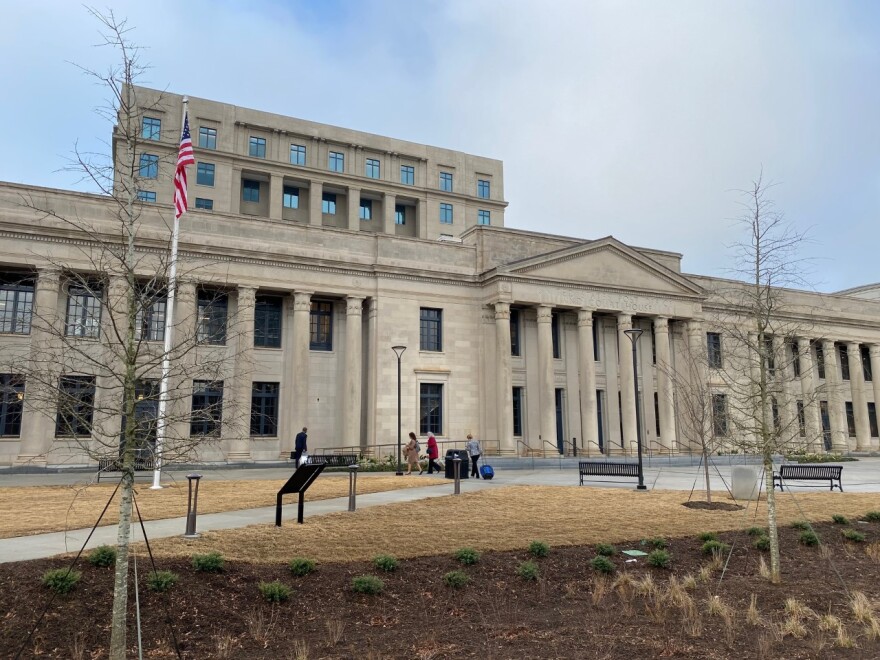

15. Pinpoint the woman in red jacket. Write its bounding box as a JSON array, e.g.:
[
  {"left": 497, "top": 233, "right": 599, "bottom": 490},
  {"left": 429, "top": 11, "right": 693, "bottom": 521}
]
[{"left": 425, "top": 432, "right": 443, "bottom": 474}]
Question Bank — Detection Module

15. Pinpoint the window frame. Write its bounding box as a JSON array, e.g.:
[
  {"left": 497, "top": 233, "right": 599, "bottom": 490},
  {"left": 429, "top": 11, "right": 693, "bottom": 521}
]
[
  {"left": 394, "top": 204, "right": 406, "bottom": 225},
  {"left": 249, "top": 136, "right": 267, "bottom": 159},
  {"left": 510, "top": 308, "right": 521, "bottom": 357},
  {"left": 0, "top": 374, "right": 24, "bottom": 436},
  {"left": 711, "top": 392, "right": 729, "bottom": 437},
  {"left": 134, "top": 286, "right": 167, "bottom": 342},
  {"left": 707, "top": 332, "right": 722, "bottom": 369},
  {"left": 194, "top": 197, "right": 213, "bottom": 210},
  {"left": 242, "top": 179, "right": 260, "bottom": 203},
  {"left": 196, "top": 290, "right": 228, "bottom": 345},
  {"left": 0, "top": 275, "right": 34, "bottom": 335},
  {"left": 65, "top": 281, "right": 103, "bottom": 339},
  {"left": 198, "top": 126, "right": 217, "bottom": 150},
  {"left": 190, "top": 380, "right": 223, "bottom": 437},
  {"left": 250, "top": 382, "right": 279, "bottom": 437},
  {"left": 322, "top": 192, "right": 337, "bottom": 215},
  {"left": 419, "top": 383, "right": 443, "bottom": 436},
  {"left": 309, "top": 300, "right": 333, "bottom": 351},
  {"left": 366, "top": 158, "right": 380, "bottom": 179},
  {"left": 419, "top": 307, "right": 443, "bottom": 352},
  {"left": 136, "top": 190, "right": 157, "bottom": 203},
  {"left": 290, "top": 143, "right": 306, "bottom": 166},
  {"left": 439, "top": 203, "right": 453, "bottom": 224},
  {"left": 400, "top": 164, "right": 414, "bottom": 185},
  {"left": 141, "top": 116, "right": 161, "bottom": 141},
  {"left": 359, "top": 199, "right": 372, "bottom": 220},
  {"left": 196, "top": 162, "right": 215, "bottom": 187},
  {"left": 328, "top": 151, "right": 345, "bottom": 173},
  {"left": 477, "top": 179, "right": 490, "bottom": 199},
  {"left": 138, "top": 153, "right": 159, "bottom": 179},
  {"left": 839, "top": 344, "right": 850, "bottom": 381},
  {"left": 55, "top": 375, "right": 96, "bottom": 437},
  {"left": 254, "top": 295, "right": 282, "bottom": 348},
  {"left": 283, "top": 185, "right": 299, "bottom": 210},
  {"left": 512, "top": 386, "right": 524, "bottom": 437},
  {"left": 439, "top": 172, "right": 453, "bottom": 192},
  {"left": 477, "top": 209, "right": 491, "bottom": 226}
]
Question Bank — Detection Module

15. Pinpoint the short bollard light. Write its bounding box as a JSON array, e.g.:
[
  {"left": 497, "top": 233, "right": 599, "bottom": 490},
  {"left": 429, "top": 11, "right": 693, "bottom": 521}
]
[
  {"left": 453, "top": 456, "right": 462, "bottom": 495},
  {"left": 348, "top": 464, "right": 359, "bottom": 512},
  {"left": 184, "top": 473, "right": 203, "bottom": 538}
]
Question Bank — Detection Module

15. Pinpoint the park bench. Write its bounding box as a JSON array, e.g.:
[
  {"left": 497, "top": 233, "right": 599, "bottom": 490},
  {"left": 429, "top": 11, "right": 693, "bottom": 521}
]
[
  {"left": 96, "top": 454, "right": 155, "bottom": 482},
  {"left": 290, "top": 452, "right": 358, "bottom": 468},
  {"left": 772, "top": 464, "right": 843, "bottom": 492},
  {"left": 578, "top": 460, "right": 640, "bottom": 486}
]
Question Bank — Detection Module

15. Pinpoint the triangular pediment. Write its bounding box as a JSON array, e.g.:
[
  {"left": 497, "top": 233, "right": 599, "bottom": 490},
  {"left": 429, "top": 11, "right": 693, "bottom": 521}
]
[{"left": 498, "top": 237, "right": 703, "bottom": 297}]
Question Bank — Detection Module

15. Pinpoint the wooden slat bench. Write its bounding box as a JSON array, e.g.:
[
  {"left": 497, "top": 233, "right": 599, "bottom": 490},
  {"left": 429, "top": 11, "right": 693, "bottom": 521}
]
[
  {"left": 773, "top": 464, "right": 843, "bottom": 492},
  {"left": 290, "top": 452, "right": 358, "bottom": 468},
  {"left": 96, "top": 455, "right": 155, "bottom": 482},
  {"left": 579, "top": 461, "right": 640, "bottom": 486}
]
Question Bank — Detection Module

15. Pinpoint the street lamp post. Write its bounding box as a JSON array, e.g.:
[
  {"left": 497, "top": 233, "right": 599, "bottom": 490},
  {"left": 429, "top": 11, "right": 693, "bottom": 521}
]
[
  {"left": 624, "top": 328, "right": 648, "bottom": 491},
  {"left": 391, "top": 345, "right": 406, "bottom": 476}
]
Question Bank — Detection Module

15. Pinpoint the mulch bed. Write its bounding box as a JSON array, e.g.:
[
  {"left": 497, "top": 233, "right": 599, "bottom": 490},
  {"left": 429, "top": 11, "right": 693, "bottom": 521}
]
[
  {"left": 1, "top": 522, "right": 878, "bottom": 659},
  {"left": 683, "top": 501, "right": 745, "bottom": 511}
]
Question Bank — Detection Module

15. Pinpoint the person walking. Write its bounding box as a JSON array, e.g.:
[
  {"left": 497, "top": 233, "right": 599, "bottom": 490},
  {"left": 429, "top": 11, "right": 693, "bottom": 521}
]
[
  {"left": 293, "top": 427, "right": 308, "bottom": 466},
  {"left": 466, "top": 434, "right": 482, "bottom": 478},
  {"left": 426, "top": 432, "right": 443, "bottom": 474},
  {"left": 404, "top": 432, "right": 423, "bottom": 475}
]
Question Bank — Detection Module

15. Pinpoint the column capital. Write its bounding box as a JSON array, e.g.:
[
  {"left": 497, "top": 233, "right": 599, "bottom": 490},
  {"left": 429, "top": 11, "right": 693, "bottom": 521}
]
[
  {"left": 493, "top": 301, "right": 511, "bottom": 320},
  {"left": 870, "top": 344, "right": 880, "bottom": 357},
  {"left": 846, "top": 340, "right": 861, "bottom": 350},
  {"left": 577, "top": 308, "right": 594, "bottom": 325},
  {"left": 536, "top": 304, "right": 553, "bottom": 323},
  {"left": 616, "top": 312, "right": 632, "bottom": 328},
  {"left": 36, "top": 267, "right": 62, "bottom": 288},
  {"left": 293, "top": 290, "right": 313, "bottom": 311},
  {"left": 237, "top": 284, "right": 258, "bottom": 296},
  {"left": 653, "top": 316, "right": 670, "bottom": 331},
  {"left": 346, "top": 296, "right": 365, "bottom": 315}
]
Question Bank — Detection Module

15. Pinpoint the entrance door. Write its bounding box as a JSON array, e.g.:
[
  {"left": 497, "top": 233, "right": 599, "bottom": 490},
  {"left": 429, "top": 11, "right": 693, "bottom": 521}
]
[{"left": 555, "top": 388, "right": 565, "bottom": 454}]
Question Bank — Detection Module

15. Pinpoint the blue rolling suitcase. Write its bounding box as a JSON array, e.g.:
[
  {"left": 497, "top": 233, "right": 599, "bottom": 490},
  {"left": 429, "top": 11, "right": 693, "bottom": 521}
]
[{"left": 480, "top": 464, "right": 494, "bottom": 480}]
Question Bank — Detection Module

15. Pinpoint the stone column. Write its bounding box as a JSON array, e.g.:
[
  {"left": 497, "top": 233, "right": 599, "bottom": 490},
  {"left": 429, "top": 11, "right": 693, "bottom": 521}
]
[
  {"left": 94, "top": 274, "right": 130, "bottom": 458},
  {"left": 364, "top": 298, "right": 378, "bottom": 450},
  {"left": 773, "top": 335, "right": 795, "bottom": 444},
  {"left": 16, "top": 267, "right": 62, "bottom": 466},
  {"left": 284, "top": 291, "right": 312, "bottom": 457},
  {"left": 269, "top": 174, "right": 284, "bottom": 221},
  {"left": 536, "top": 304, "right": 557, "bottom": 451},
  {"left": 688, "top": 320, "right": 708, "bottom": 452},
  {"left": 347, "top": 187, "right": 361, "bottom": 231},
  {"left": 494, "top": 302, "right": 514, "bottom": 455},
  {"left": 417, "top": 198, "right": 428, "bottom": 239},
  {"left": 617, "top": 313, "right": 637, "bottom": 454},
  {"left": 822, "top": 339, "right": 848, "bottom": 451},
  {"left": 653, "top": 316, "right": 677, "bottom": 451},
  {"left": 230, "top": 168, "right": 242, "bottom": 215},
  {"left": 797, "top": 337, "right": 822, "bottom": 452},
  {"left": 227, "top": 286, "right": 255, "bottom": 462},
  {"left": 344, "top": 296, "right": 364, "bottom": 445},
  {"left": 846, "top": 341, "right": 871, "bottom": 450},
  {"left": 279, "top": 293, "right": 296, "bottom": 451},
  {"left": 309, "top": 181, "right": 323, "bottom": 225},
  {"left": 577, "top": 308, "right": 599, "bottom": 453},
  {"left": 383, "top": 192, "right": 396, "bottom": 234},
  {"left": 871, "top": 345, "right": 880, "bottom": 449},
  {"left": 169, "top": 281, "right": 198, "bottom": 447}
]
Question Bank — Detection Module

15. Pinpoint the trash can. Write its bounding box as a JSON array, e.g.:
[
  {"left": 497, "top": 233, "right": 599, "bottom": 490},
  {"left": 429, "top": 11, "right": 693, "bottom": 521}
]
[
  {"left": 444, "top": 449, "right": 470, "bottom": 479},
  {"left": 731, "top": 466, "right": 761, "bottom": 501}
]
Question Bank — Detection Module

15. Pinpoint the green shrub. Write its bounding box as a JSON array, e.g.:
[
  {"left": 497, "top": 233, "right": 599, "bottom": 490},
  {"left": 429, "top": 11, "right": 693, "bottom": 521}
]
[
  {"left": 831, "top": 514, "right": 849, "bottom": 525},
  {"left": 517, "top": 561, "right": 540, "bottom": 580},
  {"left": 595, "top": 543, "right": 616, "bottom": 557},
  {"left": 646, "top": 537, "right": 669, "bottom": 550},
  {"left": 798, "top": 531, "right": 819, "bottom": 547},
  {"left": 701, "top": 540, "right": 730, "bottom": 556},
  {"left": 698, "top": 532, "right": 719, "bottom": 542},
  {"left": 192, "top": 552, "right": 224, "bottom": 573},
  {"left": 590, "top": 556, "right": 614, "bottom": 574},
  {"left": 842, "top": 529, "right": 866, "bottom": 543},
  {"left": 443, "top": 570, "right": 469, "bottom": 589},
  {"left": 753, "top": 535, "right": 771, "bottom": 551},
  {"left": 41, "top": 568, "right": 81, "bottom": 595},
  {"left": 647, "top": 549, "right": 671, "bottom": 568},
  {"left": 528, "top": 541, "right": 550, "bottom": 558},
  {"left": 87, "top": 545, "right": 116, "bottom": 568},
  {"left": 259, "top": 580, "right": 291, "bottom": 603},
  {"left": 454, "top": 547, "right": 480, "bottom": 565},
  {"left": 352, "top": 575, "right": 384, "bottom": 595},
  {"left": 791, "top": 520, "right": 811, "bottom": 531},
  {"left": 864, "top": 511, "right": 880, "bottom": 523},
  {"left": 288, "top": 557, "right": 316, "bottom": 576},
  {"left": 372, "top": 554, "right": 399, "bottom": 572},
  {"left": 147, "top": 570, "right": 178, "bottom": 593},
  {"left": 746, "top": 527, "right": 764, "bottom": 537}
]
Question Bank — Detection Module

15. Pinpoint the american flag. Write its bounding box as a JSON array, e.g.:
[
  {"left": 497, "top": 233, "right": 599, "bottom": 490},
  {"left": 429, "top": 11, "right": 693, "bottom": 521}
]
[{"left": 173, "top": 112, "right": 195, "bottom": 220}]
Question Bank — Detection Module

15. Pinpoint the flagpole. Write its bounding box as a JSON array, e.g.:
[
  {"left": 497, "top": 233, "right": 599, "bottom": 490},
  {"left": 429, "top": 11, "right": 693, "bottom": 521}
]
[{"left": 151, "top": 96, "right": 189, "bottom": 489}]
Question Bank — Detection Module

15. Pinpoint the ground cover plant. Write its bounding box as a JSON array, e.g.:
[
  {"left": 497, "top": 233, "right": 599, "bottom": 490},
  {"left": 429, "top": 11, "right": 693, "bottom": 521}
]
[
  {"left": 192, "top": 552, "right": 224, "bottom": 573},
  {"left": 288, "top": 557, "right": 316, "bottom": 576}
]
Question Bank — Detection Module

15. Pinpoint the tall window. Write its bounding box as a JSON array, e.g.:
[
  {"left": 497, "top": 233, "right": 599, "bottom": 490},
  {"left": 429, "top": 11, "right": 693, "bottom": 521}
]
[
  {"left": 366, "top": 158, "right": 380, "bottom": 179},
  {"left": 283, "top": 185, "right": 299, "bottom": 209},
  {"left": 251, "top": 382, "right": 279, "bottom": 436},
  {"left": 712, "top": 393, "right": 728, "bottom": 437},
  {"left": 820, "top": 400, "right": 831, "bottom": 450},
  {"left": 763, "top": 335, "right": 775, "bottom": 376},
  {"left": 290, "top": 143, "right": 306, "bottom": 165},
  {"left": 196, "top": 162, "right": 215, "bottom": 186},
  {"left": 139, "top": 154, "right": 158, "bottom": 179},
  {"left": 360, "top": 199, "right": 373, "bottom": 220},
  {"left": 707, "top": 332, "right": 722, "bottom": 369},
  {"left": 242, "top": 179, "right": 260, "bottom": 203},
  {"left": 551, "top": 312, "right": 560, "bottom": 359},
  {"left": 815, "top": 341, "right": 826, "bottom": 379},
  {"left": 510, "top": 309, "right": 520, "bottom": 356},
  {"left": 0, "top": 374, "right": 24, "bottom": 436},
  {"left": 845, "top": 401, "right": 856, "bottom": 436},
  {"left": 141, "top": 117, "right": 161, "bottom": 140},
  {"left": 198, "top": 126, "right": 217, "bottom": 149},
  {"left": 593, "top": 317, "right": 601, "bottom": 361},
  {"left": 654, "top": 392, "right": 661, "bottom": 437},
  {"left": 122, "top": 380, "right": 159, "bottom": 455},
  {"left": 310, "top": 301, "right": 333, "bottom": 350},
  {"left": 0, "top": 274, "right": 34, "bottom": 334},
  {"left": 862, "top": 346, "right": 873, "bottom": 382},
  {"left": 135, "top": 287, "right": 166, "bottom": 342},
  {"left": 771, "top": 397, "right": 780, "bottom": 431},
  {"left": 56, "top": 375, "right": 95, "bottom": 436},
  {"left": 137, "top": 191, "right": 156, "bottom": 203},
  {"left": 249, "top": 136, "right": 266, "bottom": 158},
  {"left": 839, "top": 344, "right": 850, "bottom": 380},
  {"left": 420, "top": 308, "right": 442, "bottom": 352},
  {"left": 322, "top": 192, "right": 336, "bottom": 214},
  {"left": 190, "top": 380, "right": 223, "bottom": 436},
  {"left": 869, "top": 402, "right": 879, "bottom": 438},
  {"left": 512, "top": 386, "right": 524, "bottom": 436},
  {"left": 440, "top": 203, "right": 453, "bottom": 224},
  {"left": 400, "top": 164, "right": 414, "bottom": 185},
  {"left": 419, "top": 383, "right": 443, "bottom": 435},
  {"left": 477, "top": 210, "right": 491, "bottom": 226},
  {"left": 796, "top": 400, "right": 806, "bottom": 437},
  {"left": 328, "top": 151, "right": 344, "bottom": 172},
  {"left": 254, "top": 295, "right": 282, "bottom": 348},
  {"left": 789, "top": 339, "right": 801, "bottom": 377},
  {"left": 194, "top": 198, "right": 213, "bottom": 210},
  {"left": 477, "top": 179, "right": 490, "bottom": 199},
  {"left": 197, "top": 290, "right": 227, "bottom": 344},
  {"left": 395, "top": 204, "right": 406, "bottom": 225},
  {"left": 65, "top": 281, "right": 102, "bottom": 338},
  {"left": 650, "top": 324, "right": 656, "bottom": 364},
  {"left": 439, "top": 172, "right": 453, "bottom": 192}
]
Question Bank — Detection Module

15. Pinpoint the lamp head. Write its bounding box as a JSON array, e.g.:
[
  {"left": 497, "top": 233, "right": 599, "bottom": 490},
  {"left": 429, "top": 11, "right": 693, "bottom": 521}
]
[
  {"left": 391, "top": 345, "right": 407, "bottom": 358},
  {"left": 624, "top": 328, "right": 644, "bottom": 344}
]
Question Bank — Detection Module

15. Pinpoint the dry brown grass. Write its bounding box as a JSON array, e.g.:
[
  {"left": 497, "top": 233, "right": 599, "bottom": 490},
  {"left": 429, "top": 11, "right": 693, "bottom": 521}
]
[
  {"left": 139, "top": 485, "right": 880, "bottom": 563},
  {"left": 0, "top": 474, "right": 443, "bottom": 538}
]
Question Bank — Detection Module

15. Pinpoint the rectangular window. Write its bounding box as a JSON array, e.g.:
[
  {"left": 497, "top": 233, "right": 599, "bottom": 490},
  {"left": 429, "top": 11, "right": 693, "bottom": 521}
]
[
  {"left": 194, "top": 197, "right": 213, "bottom": 210},
  {"left": 366, "top": 158, "right": 380, "bottom": 179},
  {"left": 56, "top": 375, "right": 95, "bottom": 437},
  {"left": 0, "top": 374, "right": 24, "bottom": 436},
  {"left": 790, "top": 339, "right": 801, "bottom": 377},
  {"left": 65, "top": 281, "right": 102, "bottom": 338},
  {"left": 419, "top": 383, "right": 443, "bottom": 435},
  {"left": 820, "top": 400, "right": 831, "bottom": 450},
  {"left": 242, "top": 179, "right": 260, "bottom": 203},
  {"left": 197, "top": 290, "right": 228, "bottom": 344},
  {"left": 510, "top": 309, "right": 520, "bottom": 357},
  {"left": 654, "top": 392, "right": 661, "bottom": 436},
  {"left": 596, "top": 390, "right": 605, "bottom": 452},
  {"left": 139, "top": 154, "right": 158, "bottom": 179},
  {"left": 477, "top": 209, "right": 491, "bottom": 226},
  {"left": 477, "top": 179, "right": 490, "bottom": 199},
  {"left": 868, "top": 402, "right": 878, "bottom": 438},
  {"left": 0, "top": 274, "right": 34, "bottom": 335},
  {"left": 650, "top": 324, "right": 657, "bottom": 364},
  {"left": 328, "top": 151, "right": 344, "bottom": 172},
  {"left": 440, "top": 203, "right": 453, "bottom": 224},
  {"left": 141, "top": 117, "right": 161, "bottom": 141},
  {"left": 796, "top": 400, "right": 806, "bottom": 437},
  {"left": 707, "top": 332, "right": 722, "bottom": 369},
  {"left": 322, "top": 192, "right": 337, "bottom": 215},
  {"left": 420, "top": 308, "right": 442, "bottom": 352},
  {"left": 400, "top": 165, "right": 414, "bottom": 185},
  {"left": 309, "top": 301, "right": 333, "bottom": 351},
  {"left": 771, "top": 397, "right": 780, "bottom": 432},
  {"left": 196, "top": 162, "right": 215, "bottom": 186},
  {"left": 551, "top": 312, "right": 560, "bottom": 359},
  {"left": 862, "top": 346, "right": 872, "bottom": 382},
  {"left": 254, "top": 295, "right": 282, "bottom": 348},
  {"left": 512, "top": 386, "right": 524, "bottom": 436},
  {"left": 121, "top": 379, "right": 159, "bottom": 455},
  {"left": 290, "top": 143, "right": 306, "bottom": 166},
  {"left": 763, "top": 335, "right": 775, "bottom": 377},
  {"left": 845, "top": 401, "right": 856, "bottom": 436},
  {"left": 250, "top": 382, "right": 279, "bottom": 437},
  {"left": 136, "top": 190, "right": 156, "bottom": 203},
  {"left": 283, "top": 185, "right": 299, "bottom": 209},
  {"left": 712, "top": 393, "right": 728, "bottom": 437},
  {"left": 249, "top": 136, "right": 266, "bottom": 158},
  {"left": 198, "top": 126, "right": 217, "bottom": 150},
  {"left": 839, "top": 344, "right": 850, "bottom": 380},
  {"left": 395, "top": 204, "right": 406, "bottom": 225},
  {"left": 359, "top": 199, "right": 372, "bottom": 220},
  {"left": 191, "top": 380, "right": 223, "bottom": 436},
  {"left": 593, "top": 317, "right": 600, "bottom": 361},
  {"left": 815, "top": 342, "right": 826, "bottom": 379},
  {"left": 135, "top": 287, "right": 166, "bottom": 342},
  {"left": 439, "top": 172, "right": 453, "bottom": 192}
]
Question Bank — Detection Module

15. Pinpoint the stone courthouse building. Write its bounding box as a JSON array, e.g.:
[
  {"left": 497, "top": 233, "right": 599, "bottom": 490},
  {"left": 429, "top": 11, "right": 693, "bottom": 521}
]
[{"left": 1, "top": 86, "right": 880, "bottom": 467}]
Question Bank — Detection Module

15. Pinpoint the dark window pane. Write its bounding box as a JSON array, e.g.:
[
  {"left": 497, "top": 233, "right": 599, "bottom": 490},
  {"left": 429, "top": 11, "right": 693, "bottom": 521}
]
[
  {"left": 139, "top": 154, "right": 158, "bottom": 179},
  {"left": 0, "top": 274, "right": 35, "bottom": 334},
  {"left": 254, "top": 296, "right": 282, "bottom": 348},
  {"left": 194, "top": 197, "right": 213, "bottom": 210},
  {"left": 250, "top": 382, "right": 279, "bottom": 436},
  {"left": 359, "top": 199, "right": 372, "bottom": 220},
  {"left": 322, "top": 192, "right": 336, "bottom": 215},
  {"left": 242, "top": 179, "right": 260, "bottom": 203},
  {"left": 310, "top": 301, "right": 333, "bottom": 350},
  {"left": 419, "top": 383, "right": 443, "bottom": 435},
  {"left": 0, "top": 374, "right": 25, "bottom": 436},
  {"left": 196, "top": 162, "right": 215, "bottom": 186},
  {"left": 551, "top": 312, "right": 560, "bottom": 359},
  {"left": 56, "top": 375, "right": 95, "bottom": 436},
  {"left": 707, "top": 332, "right": 722, "bottom": 369},
  {"left": 419, "top": 308, "right": 442, "bottom": 352},
  {"left": 290, "top": 144, "right": 306, "bottom": 165},
  {"left": 65, "top": 281, "right": 103, "bottom": 338},
  {"left": 395, "top": 204, "right": 406, "bottom": 225},
  {"left": 440, "top": 172, "right": 453, "bottom": 192},
  {"left": 510, "top": 309, "right": 520, "bottom": 357},
  {"left": 199, "top": 127, "right": 217, "bottom": 149},
  {"left": 197, "top": 290, "right": 228, "bottom": 344},
  {"left": 134, "top": 285, "right": 167, "bottom": 342},
  {"left": 400, "top": 165, "right": 414, "bottom": 185},
  {"left": 249, "top": 136, "right": 266, "bottom": 158},
  {"left": 839, "top": 344, "right": 850, "bottom": 380},
  {"left": 478, "top": 210, "right": 490, "bottom": 225},
  {"left": 283, "top": 186, "right": 299, "bottom": 209},
  {"left": 512, "top": 386, "right": 523, "bottom": 436},
  {"left": 712, "top": 393, "right": 728, "bottom": 437},
  {"left": 191, "top": 380, "right": 223, "bottom": 436},
  {"left": 477, "top": 179, "right": 490, "bottom": 199}
]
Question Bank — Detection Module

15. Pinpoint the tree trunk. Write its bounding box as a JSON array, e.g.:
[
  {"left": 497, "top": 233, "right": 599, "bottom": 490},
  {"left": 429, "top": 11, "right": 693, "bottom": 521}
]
[
  {"left": 763, "top": 453, "right": 781, "bottom": 583},
  {"left": 109, "top": 469, "right": 134, "bottom": 658},
  {"left": 702, "top": 448, "right": 712, "bottom": 503}
]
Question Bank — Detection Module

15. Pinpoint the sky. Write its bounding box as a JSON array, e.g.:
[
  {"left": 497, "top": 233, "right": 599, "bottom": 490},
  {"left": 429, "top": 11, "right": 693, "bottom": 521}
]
[{"left": 1, "top": 1, "right": 878, "bottom": 292}]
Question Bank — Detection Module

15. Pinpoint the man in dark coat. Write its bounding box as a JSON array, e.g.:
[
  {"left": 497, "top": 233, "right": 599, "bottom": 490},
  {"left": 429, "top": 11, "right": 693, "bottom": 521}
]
[{"left": 294, "top": 427, "right": 308, "bottom": 466}]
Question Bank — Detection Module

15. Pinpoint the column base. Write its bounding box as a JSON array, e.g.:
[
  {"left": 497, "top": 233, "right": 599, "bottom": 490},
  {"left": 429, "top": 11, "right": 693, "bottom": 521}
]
[{"left": 14, "top": 454, "right": 48, "bottom": 467}]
